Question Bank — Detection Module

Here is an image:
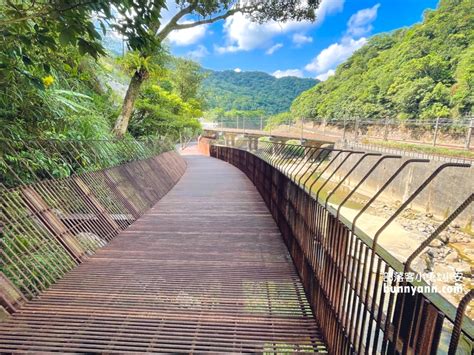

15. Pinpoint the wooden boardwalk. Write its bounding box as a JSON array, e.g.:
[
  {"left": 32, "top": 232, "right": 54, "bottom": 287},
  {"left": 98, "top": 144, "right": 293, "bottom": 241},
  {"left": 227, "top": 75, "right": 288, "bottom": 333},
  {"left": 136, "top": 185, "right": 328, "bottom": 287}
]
[{"left": 0, "top": 147, "right": 326, "bottom": 353}]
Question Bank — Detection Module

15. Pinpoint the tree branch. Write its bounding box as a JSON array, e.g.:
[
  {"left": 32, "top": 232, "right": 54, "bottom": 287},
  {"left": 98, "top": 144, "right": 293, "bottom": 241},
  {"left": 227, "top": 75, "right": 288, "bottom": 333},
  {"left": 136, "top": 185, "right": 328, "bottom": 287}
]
[
  {"left": 156, "top": 5, "right": 256, "bottom": 41},
  {"left": 155, "top": 4, "right": 196, "bottom": 41},
  {"left": 173, "top": 8, "right": 240, "bottom": 30}
]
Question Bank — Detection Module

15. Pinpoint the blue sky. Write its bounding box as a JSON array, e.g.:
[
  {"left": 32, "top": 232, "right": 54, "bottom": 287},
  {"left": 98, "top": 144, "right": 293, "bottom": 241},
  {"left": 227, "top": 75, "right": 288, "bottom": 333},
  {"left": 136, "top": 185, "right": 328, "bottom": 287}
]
[{"left": 163, "top": 0, "right": 439, "bottom": 80}]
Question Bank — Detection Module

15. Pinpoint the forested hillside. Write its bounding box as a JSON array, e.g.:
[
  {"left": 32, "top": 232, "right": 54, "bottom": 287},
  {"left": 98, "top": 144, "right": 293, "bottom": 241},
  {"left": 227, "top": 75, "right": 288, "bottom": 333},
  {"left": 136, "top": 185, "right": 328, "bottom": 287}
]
[
  {"left": 291, "top": 0, "right": 473, "bottom": 120},
  {"left": 201, "top": 70, "right": 318, "bottom": 115}
]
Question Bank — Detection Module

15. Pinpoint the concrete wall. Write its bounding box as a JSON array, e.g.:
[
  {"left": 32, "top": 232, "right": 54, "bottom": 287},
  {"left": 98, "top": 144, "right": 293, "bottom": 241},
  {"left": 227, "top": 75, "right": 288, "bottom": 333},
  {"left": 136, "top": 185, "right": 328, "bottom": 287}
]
[{"left": 328, "top": 145, "right": 473, "bottom": 228}]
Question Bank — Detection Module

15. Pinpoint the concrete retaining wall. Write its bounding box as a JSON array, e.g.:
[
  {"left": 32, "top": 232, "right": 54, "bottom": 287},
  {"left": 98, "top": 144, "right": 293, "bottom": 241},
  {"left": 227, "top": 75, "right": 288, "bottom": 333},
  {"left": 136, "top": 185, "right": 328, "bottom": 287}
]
[{"left": 330, "top": 145, "right": 473, "bottom": 228}]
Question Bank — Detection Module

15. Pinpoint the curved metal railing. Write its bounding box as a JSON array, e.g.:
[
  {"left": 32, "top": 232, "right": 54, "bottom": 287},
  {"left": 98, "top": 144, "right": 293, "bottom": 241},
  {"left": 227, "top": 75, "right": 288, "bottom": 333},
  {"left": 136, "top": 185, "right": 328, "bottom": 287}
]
[
  {"left": 205, "top": 137, "right": 473, "bottom": 355},
  {"left": 0, "top": 138, "right": 186, "bottom": 314}
]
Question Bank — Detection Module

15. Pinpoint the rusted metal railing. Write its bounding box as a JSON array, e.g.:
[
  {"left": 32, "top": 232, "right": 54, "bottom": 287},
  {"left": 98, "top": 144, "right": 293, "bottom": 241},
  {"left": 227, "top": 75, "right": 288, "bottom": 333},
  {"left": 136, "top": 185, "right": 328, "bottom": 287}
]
[
  {"left": 0, "top": 139, "right": 186, "bottom": 314},
  {"left": 206, "top": 138, "right": 473, "bottom": 355}
]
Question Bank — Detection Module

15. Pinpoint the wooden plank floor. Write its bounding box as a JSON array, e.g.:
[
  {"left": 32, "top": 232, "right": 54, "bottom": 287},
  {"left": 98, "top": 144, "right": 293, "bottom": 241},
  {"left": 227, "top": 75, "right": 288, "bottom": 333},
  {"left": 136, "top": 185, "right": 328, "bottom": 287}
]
[{"left": 0, "top": 146, "right": 327, "bottom": 353}]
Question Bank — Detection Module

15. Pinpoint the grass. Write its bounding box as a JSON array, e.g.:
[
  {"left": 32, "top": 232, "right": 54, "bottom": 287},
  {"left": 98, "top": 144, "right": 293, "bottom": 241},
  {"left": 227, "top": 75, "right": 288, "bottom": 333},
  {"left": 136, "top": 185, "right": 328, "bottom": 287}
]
[{"left": 362, "top": 139, "right": 474, "bottom": 159}]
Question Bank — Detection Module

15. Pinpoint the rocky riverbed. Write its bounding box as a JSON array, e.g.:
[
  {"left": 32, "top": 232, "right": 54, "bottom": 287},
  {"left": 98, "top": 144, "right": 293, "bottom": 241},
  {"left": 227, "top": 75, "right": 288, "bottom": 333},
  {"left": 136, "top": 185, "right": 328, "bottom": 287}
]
[{"left": 338, "top": 196, "right": 473, "bottom": 319}]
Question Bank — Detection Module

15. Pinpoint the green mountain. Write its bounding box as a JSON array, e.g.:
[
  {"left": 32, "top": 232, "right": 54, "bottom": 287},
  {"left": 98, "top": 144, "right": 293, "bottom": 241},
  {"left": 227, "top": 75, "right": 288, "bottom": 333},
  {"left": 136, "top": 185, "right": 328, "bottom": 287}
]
[
  {"left": 291, "top": 0, "right": 473, "bottom": 120},
  {"left": 201, "top": 70, "right": 318, "bottom": 115}
]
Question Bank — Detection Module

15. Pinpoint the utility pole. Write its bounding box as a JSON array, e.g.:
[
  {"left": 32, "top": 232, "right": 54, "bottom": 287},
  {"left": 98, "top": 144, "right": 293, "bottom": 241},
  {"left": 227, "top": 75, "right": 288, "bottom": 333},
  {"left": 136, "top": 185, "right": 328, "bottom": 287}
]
[{"left": 260, "top": 117, "right": 263, "bottom": 131}]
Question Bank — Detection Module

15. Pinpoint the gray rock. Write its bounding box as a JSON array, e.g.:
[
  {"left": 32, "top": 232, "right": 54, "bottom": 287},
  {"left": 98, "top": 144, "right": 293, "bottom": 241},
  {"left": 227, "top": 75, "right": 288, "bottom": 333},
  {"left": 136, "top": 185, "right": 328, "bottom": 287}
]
[
  {"left": 439, "top": 233, "right": 449, "bottom": 244},
  {"left": 453, "top": 263, "right": 472, "bottom": 277},
  {"left": 429, "top": 239, "right": 443, "bottom": 248},
  {"left": 445, "top": 250, "right": 459, "bottom": 262},
  {"left": 448, "top": 234, "right": 459, "bottom": 243}
]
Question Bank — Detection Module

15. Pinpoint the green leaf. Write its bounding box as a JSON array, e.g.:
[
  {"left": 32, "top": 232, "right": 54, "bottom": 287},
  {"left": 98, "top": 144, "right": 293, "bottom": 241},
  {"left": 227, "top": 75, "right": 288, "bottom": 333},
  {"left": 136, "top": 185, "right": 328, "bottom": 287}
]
[
  {"left": 30, "top": 77, "right": 45, "bottom": 91},
  {"left": 22, "top": 55, "right": 33, "bottom": 66},
  {"left": 53, "top": 90, "right": 92, "bottom": 100},
  {"left": 78, "top": 38, "right": 98, "bottom": 59},
  {"left": 99, "top": 21, "right": 107, "bottom": 36},
  {"left": 59, "top": 29, "right": 75, "bottom": 46}
]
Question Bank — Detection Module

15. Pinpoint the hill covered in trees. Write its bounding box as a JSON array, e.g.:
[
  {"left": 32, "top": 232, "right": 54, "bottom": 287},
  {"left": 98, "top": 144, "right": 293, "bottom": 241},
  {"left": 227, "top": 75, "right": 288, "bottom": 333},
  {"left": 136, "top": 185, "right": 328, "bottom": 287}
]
[
  {"left": 291, "top": 0, "right": 473, "bottom": 120},
  {"left": 201, "top": 70, "right": 318, "bottom": 115}
]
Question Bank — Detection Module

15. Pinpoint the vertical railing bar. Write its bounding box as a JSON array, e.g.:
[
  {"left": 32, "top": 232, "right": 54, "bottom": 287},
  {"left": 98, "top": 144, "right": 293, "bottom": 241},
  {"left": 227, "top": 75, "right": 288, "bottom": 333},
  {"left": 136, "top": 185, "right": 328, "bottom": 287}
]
[
  {"left": 315, "top": 151, "right": 364, "bottom": 202},
  {"left": 23, "top": 140, "right": 117, "bottom": 247},
  {"left": 295, "top": 147, "right": 320, "bottom": 187},
  {"left": 1, "top": 183, "right": 77, "bottom": 272},
  {"left": 0, "top": 205, "right": 65, "bottom": 283},
  {"left": 448, "top": 290, "right": 474, "bottom": 355},
  {"left": 32, "top": 140, "right": 120, "bottom": 242},
  {"left": 368, "top": 162, "right": 470, "bottom": 353},
  {"left": 324, "top": 153, "right": 381, "bottom": 209},
  {"left": 301, "top": 148, "right": 334, "bottom": 189}
]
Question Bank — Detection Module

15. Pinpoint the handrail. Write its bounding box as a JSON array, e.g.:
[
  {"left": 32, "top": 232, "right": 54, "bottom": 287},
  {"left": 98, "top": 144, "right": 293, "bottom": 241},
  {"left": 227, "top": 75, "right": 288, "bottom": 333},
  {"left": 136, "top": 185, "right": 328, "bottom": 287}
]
[
  {"left": 0, "top": 138, "right": 175, "bottom": 188},
  {"left": 0, "top": 138, "right": 186, "bottom": 313},
  {"left": 205, "top": 139, "right": 473, "bottom": 354}
]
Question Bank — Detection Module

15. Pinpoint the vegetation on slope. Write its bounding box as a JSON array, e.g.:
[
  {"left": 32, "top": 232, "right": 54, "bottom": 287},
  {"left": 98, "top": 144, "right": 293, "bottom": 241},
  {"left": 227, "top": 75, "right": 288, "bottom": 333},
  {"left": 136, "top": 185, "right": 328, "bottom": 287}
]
[
  {"left": 201, "top": 70, "right": 318, "bottom": 115},
  {"left": 291, "top": 0, "right": 473, "bottom": 121},
  {"left": 0, "top": 32, "right": 203, "bottom": 184}
]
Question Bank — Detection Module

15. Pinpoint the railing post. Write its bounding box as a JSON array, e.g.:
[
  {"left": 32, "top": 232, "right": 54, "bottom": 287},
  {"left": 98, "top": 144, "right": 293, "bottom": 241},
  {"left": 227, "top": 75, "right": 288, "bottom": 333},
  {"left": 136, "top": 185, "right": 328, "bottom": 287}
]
[
  {"left": 21, "top": 187, "right": 84, "bottom": 262},
  {"left": 433, "top": 116, "right": 440, "bottom": 146},
  {"left": 465, "top": 115, "right": 473, "bottom": 150},
  {"left": 354, "top": 117, "right": 359, "bottom": 142},
  {"left": 342, "top": 117, "right": 347, "bottom": 144},
  {"left": 384, "top": 117, "right": 389, "bottom": 141},
  {"left": 300, "top": 117, "right": 304, "bottom": 141},
  {"left": 72, "top": 177, "right": 121, "bottom": 233}
]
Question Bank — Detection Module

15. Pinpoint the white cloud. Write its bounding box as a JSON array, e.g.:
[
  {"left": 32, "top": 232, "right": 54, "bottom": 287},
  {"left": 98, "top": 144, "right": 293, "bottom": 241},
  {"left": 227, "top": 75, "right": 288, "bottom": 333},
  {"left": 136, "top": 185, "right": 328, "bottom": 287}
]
[
  {"left": 315, "top": 0, "right": 346, "bottom": 23},
  {"left": 292, "top": 33, "right": 313, "bottom": 46},
  {"left": 215, "top": 44, "right": 239, "bottom": 54},
  {"left": 316, "top": 69, "right": 335, "bottom": 81},
  {"left": 304, "top": 4, "right": 379, "bottom": 75},
  {"left": 347, "top": 4, "right": 380, "bottom": 37},
  {"left": 187, "top": 45, "right": 209, "bottom": 59},
  {"left": 166, "top": 22, "right": 207, "bottom": 46},
  {"left": 266, "top": 43, "right": 283, "bottom": 55},
  {"left": 216, "top": 12, "right": 296, "bottom": 53},
  {"left": 272, "top": 69, "right": 304, "bottom": 78},
  {"left": 305, "top": 37, "right": 367, "bottom": 73},
  {"left": 234, "top": 68, "right": 242, "bottom": 73},
  {"left": 216, "top": 0, "right": 344, "bottom": 53}
]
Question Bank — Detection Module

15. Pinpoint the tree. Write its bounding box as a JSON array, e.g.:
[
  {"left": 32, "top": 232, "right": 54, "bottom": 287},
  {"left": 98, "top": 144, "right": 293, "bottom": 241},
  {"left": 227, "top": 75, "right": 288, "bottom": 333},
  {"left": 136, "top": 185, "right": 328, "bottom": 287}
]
[
  {"left": 0, "top": 1, "right": 165, "bottom": 78},
  {"left": 173, "top": 58, "right": 205, "bottom": 102},
  {"left": 112, "top": 0, "right": 322, "bottom": 137},
  {"left": 289, "top": 0, "right": 473, "bottom": 121}
]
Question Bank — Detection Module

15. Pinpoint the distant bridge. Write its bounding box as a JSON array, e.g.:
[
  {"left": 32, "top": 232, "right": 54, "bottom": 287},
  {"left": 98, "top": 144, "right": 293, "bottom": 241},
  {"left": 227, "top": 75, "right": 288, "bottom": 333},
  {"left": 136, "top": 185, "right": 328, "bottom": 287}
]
[{"left": 203, "top": 127, "right": 337, "bottom": 147}]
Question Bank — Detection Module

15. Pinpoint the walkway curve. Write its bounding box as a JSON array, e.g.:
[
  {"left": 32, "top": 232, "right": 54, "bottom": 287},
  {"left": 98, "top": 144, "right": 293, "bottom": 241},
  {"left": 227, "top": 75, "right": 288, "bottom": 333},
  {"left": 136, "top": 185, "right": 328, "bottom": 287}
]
[{"left": 0, "top": 147, "right": 326, "bottom": 353}]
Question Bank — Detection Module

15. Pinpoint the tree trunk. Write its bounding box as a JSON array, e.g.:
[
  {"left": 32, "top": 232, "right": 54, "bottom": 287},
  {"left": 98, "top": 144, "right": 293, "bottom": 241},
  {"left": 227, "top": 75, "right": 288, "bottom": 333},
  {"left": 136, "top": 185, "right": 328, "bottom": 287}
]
[{"left": 112, "top": 68, "right": 148, "bottom": 138}]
